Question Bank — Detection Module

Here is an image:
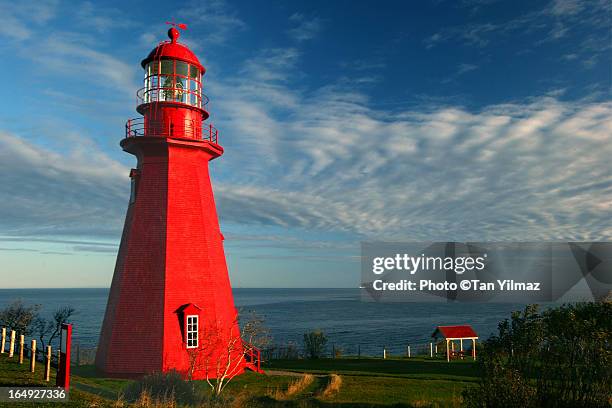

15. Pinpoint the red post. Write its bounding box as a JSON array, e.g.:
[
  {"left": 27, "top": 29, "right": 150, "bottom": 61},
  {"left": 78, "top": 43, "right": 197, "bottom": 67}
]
[{"left": 56, "top": 323, "right": 72, "bottom": 389}]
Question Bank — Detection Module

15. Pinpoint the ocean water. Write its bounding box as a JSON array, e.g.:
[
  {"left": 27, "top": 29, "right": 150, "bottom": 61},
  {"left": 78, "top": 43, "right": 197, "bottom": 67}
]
[{"left": 0, "top": 288, "right": 526, "bottom": 356}]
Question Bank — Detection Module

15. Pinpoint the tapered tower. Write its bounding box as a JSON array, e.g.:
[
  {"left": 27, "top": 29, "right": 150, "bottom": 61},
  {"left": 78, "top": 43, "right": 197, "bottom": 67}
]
[{"left": 96, "top": 26, "right": 253, "bottom": 379}]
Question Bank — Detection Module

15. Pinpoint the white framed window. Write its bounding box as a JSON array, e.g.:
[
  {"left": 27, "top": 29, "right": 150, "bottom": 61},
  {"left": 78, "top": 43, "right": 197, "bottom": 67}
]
[{"left": 186, "top": 315, "right": 198, "bottom": 348}]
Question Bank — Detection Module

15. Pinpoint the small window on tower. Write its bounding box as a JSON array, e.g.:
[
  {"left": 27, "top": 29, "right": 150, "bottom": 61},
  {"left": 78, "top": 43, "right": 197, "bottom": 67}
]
[
  {"left": 186, "top": 315, "right": 198, "bottom": 348},
  {"left": 130, "top": 178, "right": 136, "bottom": 204},
  {"left": 129, "top": 169, "right": 139, "bottom": 204}
]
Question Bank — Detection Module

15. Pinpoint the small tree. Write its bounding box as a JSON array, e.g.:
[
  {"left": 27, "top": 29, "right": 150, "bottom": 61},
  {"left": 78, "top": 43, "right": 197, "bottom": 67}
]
[
  {"left": 32, "top": 306, "right": 75, "bottom": 349},
  {"left": 0, "top": 300, "right": 41, "bottom": 336},
  {"left": 303, "top": 330, "right": 328, "bottom": 359},
  {"left": 186, "top": 310, "right": 270, "bottom": 397}
]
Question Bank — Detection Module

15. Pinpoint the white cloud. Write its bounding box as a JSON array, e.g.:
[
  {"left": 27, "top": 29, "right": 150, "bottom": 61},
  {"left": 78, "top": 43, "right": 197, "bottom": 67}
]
[
  {"left": 25, "top": 32, "right": 138, "bottom": 97},
  {"left": 424, "top": 0, "right": 611, "bottom": 52},
  {"left": 441, "top": 63, "right": 479, "bottom": 84},
  {"left": 0, "top": 0, "right": 58, "bottom": 41},
  {"left": 0, "top": 131, "right": 128, "bottom": 237},
  {"left": 240, "top": 48, "right": 301, "bottom": 83},
  {"left": 207, "top": 52, "right": 612, "bottom": 241},
  {"left": 1, "top": 44, "right": 610, "bottom": 249},
  {"left": 178, "top": 0, "right": 246, "bottom": 45},
  {"left": 0, "top": 1, "right": 138, "bottom": 97},
  {"left": 140, "top": 32, "right": 157, "bottom": 46},
  {"left": 73, "top": 1, "right": 134, "bottom": 32},
  {"left": 287, "top": 13, "right": 324, "bottom": 42}
]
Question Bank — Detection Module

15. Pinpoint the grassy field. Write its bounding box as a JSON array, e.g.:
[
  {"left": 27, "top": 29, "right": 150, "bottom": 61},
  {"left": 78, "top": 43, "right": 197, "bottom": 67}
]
[
  {"left": 267, "top": 357, "right": 480, "bottom": 381},
  {"left": 0, "top": 353, "right": 477, "bottom": 407}
]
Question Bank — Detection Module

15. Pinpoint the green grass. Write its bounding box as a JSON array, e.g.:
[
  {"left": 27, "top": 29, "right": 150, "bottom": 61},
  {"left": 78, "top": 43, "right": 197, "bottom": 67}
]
[
  {"left": 0, "top": 354, "right": 52, "bottom": 387},
  {"left": 215, "top": 371, "right": 296, "bottom": 395},
  {"left": 0, "top": 354, "right": 129, "bottom": 407},
  {"left": 266, "top": 357, "right": 481, "bottom": 381},
  {"left": 1, "top": 354, "right": 478, "bottom": 407}
]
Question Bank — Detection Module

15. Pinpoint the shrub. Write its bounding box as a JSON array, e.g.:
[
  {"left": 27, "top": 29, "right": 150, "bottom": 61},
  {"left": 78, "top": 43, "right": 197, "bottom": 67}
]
[
  {"left": 267, "top": 374, "right": 315, "bottom": 401},
  {"left": 321, "top": 374, "right": 342, "bottom": 398},
  {"left": 303, "top": 330, "right": 328, "bottom": 359},
  {"left": 463, "top": 302, "right": 612, "bottom": 408},
  {"left": 277, "top": 342, "right": 300, "bottom": 359},
  {"left": 463, "top": 355, "right": 535, "bottom": 408},
  {"left": 123, "top": 371, "right": 198, "bottom": 406}
]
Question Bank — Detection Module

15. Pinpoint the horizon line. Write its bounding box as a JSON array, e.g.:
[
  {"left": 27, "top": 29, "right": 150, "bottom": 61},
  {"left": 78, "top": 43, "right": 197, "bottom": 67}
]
[{"left": 0, "top": 286, "right": 358, "bottom": 290}]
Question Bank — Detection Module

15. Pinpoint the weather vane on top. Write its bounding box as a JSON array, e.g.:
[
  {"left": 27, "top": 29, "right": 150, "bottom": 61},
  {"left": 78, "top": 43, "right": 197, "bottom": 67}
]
[
  {"left": 165, "top": 19, "right": 187, "bottom": 43},
  {"left": 166, "top": 19, "right": 188, "bottom": 30}
]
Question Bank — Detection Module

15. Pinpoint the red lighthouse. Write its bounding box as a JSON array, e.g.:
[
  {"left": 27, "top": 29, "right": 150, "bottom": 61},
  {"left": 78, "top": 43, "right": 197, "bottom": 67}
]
[{"left": 96, "top": 26, "right": 252, "bottom": 379}]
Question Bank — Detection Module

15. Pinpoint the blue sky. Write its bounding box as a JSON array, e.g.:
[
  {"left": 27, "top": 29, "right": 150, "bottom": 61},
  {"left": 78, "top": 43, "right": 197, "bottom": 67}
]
[{"left": 0, "top": 0, "right": 610, "bottom": 288}]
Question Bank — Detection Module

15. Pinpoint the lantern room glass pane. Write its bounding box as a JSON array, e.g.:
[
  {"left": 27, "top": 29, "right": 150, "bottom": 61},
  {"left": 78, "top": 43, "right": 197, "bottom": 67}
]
[
  {"left": 148, "top": 62, "right": 159, "bottom": 75},
  {"left": 176, "top": 61, "right": 189, "bottom": 77},
  {"left": 161, "top": 60, "right": 173, "bottom": 75},
  {"left": 160, "top": 75, "right": 173, "bottom": 101},
  {"left": 189, "top": 65, "right": 199, "bottom": 79},
  {"left": 175, "top": 77, "right": 186, "bottom": 102}
]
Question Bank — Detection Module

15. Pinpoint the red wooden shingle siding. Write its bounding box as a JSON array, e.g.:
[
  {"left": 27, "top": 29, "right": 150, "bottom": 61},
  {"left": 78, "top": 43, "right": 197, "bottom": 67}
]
[{"left": 434, "top": 325, "right": 478, "bottom": 338}]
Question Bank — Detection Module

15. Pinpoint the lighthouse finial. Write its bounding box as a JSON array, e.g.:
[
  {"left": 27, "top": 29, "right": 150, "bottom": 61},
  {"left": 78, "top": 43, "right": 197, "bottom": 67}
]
[{"left": 166, "top": 20, "right": 187, "bottom": 43}]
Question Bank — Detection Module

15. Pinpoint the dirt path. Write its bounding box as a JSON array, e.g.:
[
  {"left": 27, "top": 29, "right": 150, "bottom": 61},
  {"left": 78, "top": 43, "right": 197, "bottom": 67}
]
[{"left": 264, "top": 369, "right": 325, "bottom": 377}]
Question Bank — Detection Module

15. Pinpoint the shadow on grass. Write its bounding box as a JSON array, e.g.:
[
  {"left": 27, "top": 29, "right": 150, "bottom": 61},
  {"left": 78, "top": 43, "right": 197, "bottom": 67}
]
[
  {"left": 267, "top": 358, "right": 480, "bottom": 381},
  {"left": 250, "top": 395, "right": 420, "bottom": 407}
]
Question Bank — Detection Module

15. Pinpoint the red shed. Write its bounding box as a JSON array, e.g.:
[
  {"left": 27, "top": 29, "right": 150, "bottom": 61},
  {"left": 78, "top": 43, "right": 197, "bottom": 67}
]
[{"left": 432, "top": 325, "right": 478, "bottom": 361}]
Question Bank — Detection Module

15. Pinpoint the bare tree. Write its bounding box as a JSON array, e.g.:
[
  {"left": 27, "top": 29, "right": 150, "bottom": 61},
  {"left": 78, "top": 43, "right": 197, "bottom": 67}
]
[
  {"left": 0, "top": 300, "right": 41, "bottom": 336},
  {"left": 32, "top": 306, "right": 75, "bottom": 349},
  {"left": 186, "top": 310, "right": 270, "bottom": 397}
]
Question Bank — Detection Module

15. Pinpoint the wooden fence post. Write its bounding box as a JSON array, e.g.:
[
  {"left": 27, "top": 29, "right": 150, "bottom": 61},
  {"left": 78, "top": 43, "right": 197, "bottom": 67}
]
[
  {"left": 45, "top": 346, "right": 52, "bottom": 381},
  {"left": 430, "top": 342, "right": 433, "bottom": 358},
  {"left": 18, "top": 335, "right": 24, "bottom": 363},
  {"left": 30, "top": 340, "right": 36, "bottom": 372},
  {"left": 1, "top": 327, "right": 5, "bottom": 353},
  {"left": 383, "top": 347, "right": 387, "bottom": 359},
  {"left": 407, "top": 345, "right": 411, "bottom": 358},
  {"left": 8, "top": 330, "right": 16, "bottom": 357}
]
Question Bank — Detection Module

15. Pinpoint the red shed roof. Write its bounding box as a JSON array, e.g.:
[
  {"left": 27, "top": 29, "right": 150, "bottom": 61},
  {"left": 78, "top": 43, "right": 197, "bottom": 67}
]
[{"left": 432, "top": 325, "right": 478, "bottom": 339}]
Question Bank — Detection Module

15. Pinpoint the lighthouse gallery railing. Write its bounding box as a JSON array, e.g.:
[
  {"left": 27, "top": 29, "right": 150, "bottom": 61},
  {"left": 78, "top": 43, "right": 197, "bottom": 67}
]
[
  {"left": 136, "top": 86, "right": 210, "bottom": 108},
  {"left": 125, "top": 117, "right": 219, "bottom": 144}
]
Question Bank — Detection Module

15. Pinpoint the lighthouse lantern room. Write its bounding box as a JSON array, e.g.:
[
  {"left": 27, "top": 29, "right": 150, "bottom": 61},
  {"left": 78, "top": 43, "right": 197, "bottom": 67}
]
[{"left": 96, "top": 25, "right": 254, "bottom": 379}]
